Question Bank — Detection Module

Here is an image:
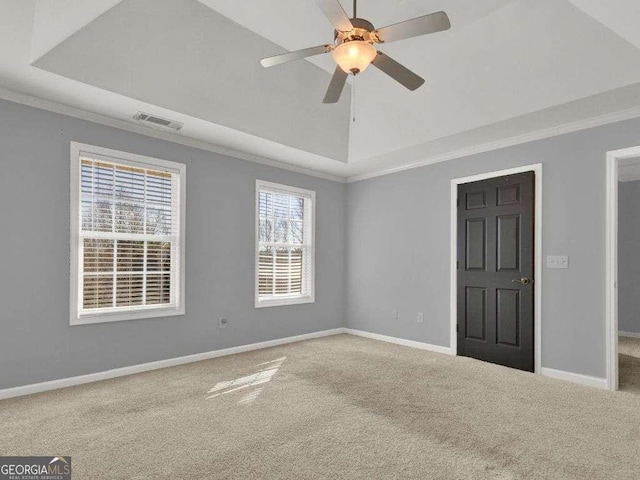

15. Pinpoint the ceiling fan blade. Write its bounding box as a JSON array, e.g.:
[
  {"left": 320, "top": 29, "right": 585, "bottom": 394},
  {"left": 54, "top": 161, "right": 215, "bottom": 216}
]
[
  {"left": 371, "top": 52, "right": 425, "bottom": 91},
  {"left": 261, "top": 44, "right": 333, "bottom": 68},
  {"left": 323, "top": 66, "right": 349, "bottom": 104},
  {"left": 314, "top": 0, "right": 354, "bottom": 32},
  {"left": 372, "top": 11, "right": 450, "bottom": 43}
]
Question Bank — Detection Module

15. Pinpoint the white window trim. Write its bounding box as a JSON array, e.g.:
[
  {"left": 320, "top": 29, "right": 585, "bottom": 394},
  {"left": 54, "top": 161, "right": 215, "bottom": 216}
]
[
  {"left": 255, "top": 180, "right": 316, "bottom": 308},
  {"left": 69, "top": 142, "right": 186, "bottom": 326}
]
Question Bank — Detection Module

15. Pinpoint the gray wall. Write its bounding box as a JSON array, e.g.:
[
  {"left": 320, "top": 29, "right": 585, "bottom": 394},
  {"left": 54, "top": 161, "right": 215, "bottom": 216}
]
[
  {"left": 347, "top": 116, "right": 640, "bottom": 379},
  {"left": 618, "top": 180, "right": 640, "bottom": 335},
  {"left": 5, "top": 95, "right": 640, "bottom": 389},
  {"left": 0, "top": 99, "right": 346, "bottom": 390}
]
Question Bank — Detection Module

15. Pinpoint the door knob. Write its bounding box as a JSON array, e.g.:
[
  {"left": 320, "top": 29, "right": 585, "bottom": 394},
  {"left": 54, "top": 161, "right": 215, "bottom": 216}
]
[{"left": 512, "top": 277, "right": 533, "bottom": 285}]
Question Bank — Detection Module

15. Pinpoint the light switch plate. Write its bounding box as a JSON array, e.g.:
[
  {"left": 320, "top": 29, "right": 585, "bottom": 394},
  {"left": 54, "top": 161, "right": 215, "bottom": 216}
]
[
  {"left": 546, "top": 255, "right": 569, "bottom": 269},
  {"left": 417, "top": 312, "right": 424, "bottom": 323}
]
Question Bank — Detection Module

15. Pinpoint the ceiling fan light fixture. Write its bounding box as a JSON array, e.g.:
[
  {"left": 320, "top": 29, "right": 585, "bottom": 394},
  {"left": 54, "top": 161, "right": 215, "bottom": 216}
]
[
  {"left": 260, "top": 2, "right": 450, "bottom": 103},
  {"left": 332, "top": 40, "right": 377, "bottom": 75}
]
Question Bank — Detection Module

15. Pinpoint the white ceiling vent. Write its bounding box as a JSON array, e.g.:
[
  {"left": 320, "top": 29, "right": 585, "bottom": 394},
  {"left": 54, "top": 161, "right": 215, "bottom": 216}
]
[{"left": 133, "top": 112, "right": 183, "bottom": 132}]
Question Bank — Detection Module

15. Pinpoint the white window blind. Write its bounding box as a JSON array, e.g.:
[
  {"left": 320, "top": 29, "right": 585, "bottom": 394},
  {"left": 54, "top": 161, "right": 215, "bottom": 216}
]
[
  {"left": 255, "top": 181, "right": 315, "bottom": 308},
  {"left": 70, "top": 143, "right": 185, "bottom": 325}
]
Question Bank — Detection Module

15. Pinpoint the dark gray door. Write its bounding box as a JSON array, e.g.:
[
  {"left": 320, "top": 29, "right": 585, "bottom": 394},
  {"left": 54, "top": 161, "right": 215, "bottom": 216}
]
[{"left": 457, "top": 172, "right": 535, "bottom": 372}]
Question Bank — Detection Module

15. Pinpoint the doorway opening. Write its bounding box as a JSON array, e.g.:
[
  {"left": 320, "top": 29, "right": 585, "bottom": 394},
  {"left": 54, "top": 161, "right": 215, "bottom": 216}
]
[
  {"left": 606, "top": 146, "right": 640, "bottom": 392},
  {"left": 450, "top": 164, "right": 542, "bottom": 373}
]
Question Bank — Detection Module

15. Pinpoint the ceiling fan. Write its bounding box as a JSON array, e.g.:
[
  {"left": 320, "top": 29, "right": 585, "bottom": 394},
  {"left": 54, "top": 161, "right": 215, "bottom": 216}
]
[{"left": 260, "top": 0, "right": 451, "bottom": 103}]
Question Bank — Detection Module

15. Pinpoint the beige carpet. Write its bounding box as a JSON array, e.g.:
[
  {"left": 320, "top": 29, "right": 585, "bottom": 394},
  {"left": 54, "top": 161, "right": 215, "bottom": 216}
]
[
  {"left": 1, "top": 334, "right": 639, "bottom": 480},
  {"left": 619, "top": 336, "right": 640, "bottom": 394}
]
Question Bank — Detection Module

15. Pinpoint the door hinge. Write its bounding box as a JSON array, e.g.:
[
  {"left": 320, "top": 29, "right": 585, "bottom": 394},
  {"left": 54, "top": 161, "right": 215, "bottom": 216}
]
[
  {"left": 456, "top": 197, "right": 459, "bottom": 207},
  {"left": 456, "top": 324, "right": 459, "bottom": 333},
  {"left": 456, "top": 260, "right": 459, "bottom": 270}
]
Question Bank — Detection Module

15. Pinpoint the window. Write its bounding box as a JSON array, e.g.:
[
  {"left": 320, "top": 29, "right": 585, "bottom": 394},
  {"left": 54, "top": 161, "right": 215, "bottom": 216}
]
[
  {"left": 70, "top": 142, "right": 185, "bottom": 325},
  {"left": 255, "top": 180, "right": 315, "bottom": 308}
]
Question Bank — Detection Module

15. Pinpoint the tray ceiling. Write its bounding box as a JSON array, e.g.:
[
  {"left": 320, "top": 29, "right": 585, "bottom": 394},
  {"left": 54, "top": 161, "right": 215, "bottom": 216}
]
[{"left": 2, "top": 0, "right": 640, "bottom": 180}]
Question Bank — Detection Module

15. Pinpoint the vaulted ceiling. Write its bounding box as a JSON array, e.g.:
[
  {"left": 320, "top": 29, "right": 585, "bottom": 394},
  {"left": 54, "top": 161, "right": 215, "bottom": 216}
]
[{"left": 2, "top": 0, "right": 640, "bottom": 181}]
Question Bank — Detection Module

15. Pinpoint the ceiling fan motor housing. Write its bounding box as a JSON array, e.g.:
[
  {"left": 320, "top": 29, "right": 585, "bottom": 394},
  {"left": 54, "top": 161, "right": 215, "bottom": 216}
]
[{"left": 334, "top": 18, "right": 376, "bottom": 44}]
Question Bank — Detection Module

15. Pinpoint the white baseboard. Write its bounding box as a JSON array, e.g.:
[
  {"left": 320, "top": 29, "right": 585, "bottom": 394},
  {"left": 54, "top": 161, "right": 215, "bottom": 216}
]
[
  {"left": 0, "top": 328, "right": 347, "bottom": 400},
  {"left": 344, "top": 328, "right": 453, "bottom": 355},
  {"left": 0, "top": 327, "right": 612, "bottom": 400},
  {"left": 540, "top": 367, "right": 607, "bottom": 390},
  {"left": 619, "top": 331, "right": 640, "bottom": 339}
]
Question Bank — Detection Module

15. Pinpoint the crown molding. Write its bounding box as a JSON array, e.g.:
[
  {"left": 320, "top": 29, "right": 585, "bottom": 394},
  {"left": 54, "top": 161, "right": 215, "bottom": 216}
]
[
  {"left": 4, "top": 85, "right": 640, "bottom": 186},
  {"left": 0, "top": 86, "right": 347, "bottom": 184},
  {"left": 346, "top": 104, "right": 640, "bottom": 183}
]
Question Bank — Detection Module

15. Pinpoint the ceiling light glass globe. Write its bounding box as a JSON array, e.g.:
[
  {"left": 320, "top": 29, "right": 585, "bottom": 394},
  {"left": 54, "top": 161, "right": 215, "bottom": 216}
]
[{"left": 332, "top": 41, "right": 377, "bottom": 74}]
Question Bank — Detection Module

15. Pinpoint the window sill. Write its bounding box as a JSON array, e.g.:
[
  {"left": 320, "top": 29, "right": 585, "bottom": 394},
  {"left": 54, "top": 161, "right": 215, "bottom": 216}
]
[
  {"left": 70, "top": 305, "right": 185, "bottom": 326},
  {"left": 255, "top": 295, "right": 315, "bottom": 309}
]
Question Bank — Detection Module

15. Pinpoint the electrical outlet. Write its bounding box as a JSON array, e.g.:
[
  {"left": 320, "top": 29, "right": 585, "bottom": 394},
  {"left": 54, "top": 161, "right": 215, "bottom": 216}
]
[
  {"left": 391, "top": 310, "right": 398, "bottom": 320},
  {"left": 219, "top": 317, "right": 228, "bottom": 328},
  {"left": 417, "top": 312, "right": 424, "bottom": 323}
]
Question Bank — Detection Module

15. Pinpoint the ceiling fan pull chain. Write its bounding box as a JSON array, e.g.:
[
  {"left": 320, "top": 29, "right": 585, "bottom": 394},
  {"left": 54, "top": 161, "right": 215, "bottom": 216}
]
[
  {"left": 352, "top": 75, "right": 356, "bottom": 122},
  {"left": 353, "top": 0, "right": 357, "bottom": 18}
]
